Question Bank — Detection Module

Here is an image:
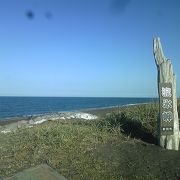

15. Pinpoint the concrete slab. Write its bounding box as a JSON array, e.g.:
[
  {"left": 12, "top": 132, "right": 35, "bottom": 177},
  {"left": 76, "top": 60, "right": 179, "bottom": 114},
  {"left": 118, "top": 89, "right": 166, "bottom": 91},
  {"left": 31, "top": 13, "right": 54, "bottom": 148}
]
[{"left": 4, "top": 164, "right": 67, "bottom": 180}]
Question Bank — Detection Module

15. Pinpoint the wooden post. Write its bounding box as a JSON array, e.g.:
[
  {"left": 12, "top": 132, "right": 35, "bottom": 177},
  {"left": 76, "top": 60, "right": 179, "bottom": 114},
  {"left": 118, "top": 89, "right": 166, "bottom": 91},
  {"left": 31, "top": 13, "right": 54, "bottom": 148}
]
[{"left": 153, "top": 37, "right": 180, "bottom": 150}]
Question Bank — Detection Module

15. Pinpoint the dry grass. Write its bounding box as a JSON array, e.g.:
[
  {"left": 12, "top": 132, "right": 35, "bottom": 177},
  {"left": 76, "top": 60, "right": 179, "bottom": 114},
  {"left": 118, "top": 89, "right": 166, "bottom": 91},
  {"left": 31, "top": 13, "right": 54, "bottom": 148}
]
[
  {"left": 0, "top": 121, "right": 119, "bottom": 179},
  {"left": 1, "top": 101, "right": 180, "bottom": 179}
]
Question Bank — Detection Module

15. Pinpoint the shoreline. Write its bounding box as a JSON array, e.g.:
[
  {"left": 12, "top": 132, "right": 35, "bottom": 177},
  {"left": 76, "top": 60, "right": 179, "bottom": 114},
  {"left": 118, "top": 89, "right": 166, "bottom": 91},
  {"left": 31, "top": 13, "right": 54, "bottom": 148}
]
[
  {"left": 0, "top": 103, "right": 154, "bottom": 133},
  {"left": 0, "top": 106, "right": 118, "bottom": 126},
  {"left": 0, "top": 103, "right": 147, "bottom": 125},
  {"left": 0, "top": 106, "right": 123, "bottom": 133}
]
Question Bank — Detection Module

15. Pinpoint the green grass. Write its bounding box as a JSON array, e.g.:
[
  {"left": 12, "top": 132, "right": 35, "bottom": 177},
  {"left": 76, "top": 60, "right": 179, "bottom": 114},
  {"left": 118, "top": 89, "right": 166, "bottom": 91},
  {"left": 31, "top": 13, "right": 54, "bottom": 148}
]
[
  {"left": 0, "top": 121, "right": 120, "bottom": 179},
  {"left": 96, "top": 103, "right": 159, "bottom": 140},
  {"left": 0, "top": 101, "right": 180, "bottom": 179}
]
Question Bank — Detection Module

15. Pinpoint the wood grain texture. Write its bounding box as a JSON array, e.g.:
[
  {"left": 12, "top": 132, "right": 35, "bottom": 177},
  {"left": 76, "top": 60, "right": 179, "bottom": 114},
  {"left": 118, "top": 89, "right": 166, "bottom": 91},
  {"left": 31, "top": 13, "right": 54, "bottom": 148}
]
[{"left": 153, "top": 37, "right": 180, "bottom": 150}]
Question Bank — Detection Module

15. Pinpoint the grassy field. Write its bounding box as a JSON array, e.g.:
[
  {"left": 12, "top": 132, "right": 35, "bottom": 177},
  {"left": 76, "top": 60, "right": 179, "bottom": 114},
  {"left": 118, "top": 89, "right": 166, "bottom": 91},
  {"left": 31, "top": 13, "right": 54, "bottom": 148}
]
[{"left": 0, "top": 101, "right": 180, "bottom": 179}]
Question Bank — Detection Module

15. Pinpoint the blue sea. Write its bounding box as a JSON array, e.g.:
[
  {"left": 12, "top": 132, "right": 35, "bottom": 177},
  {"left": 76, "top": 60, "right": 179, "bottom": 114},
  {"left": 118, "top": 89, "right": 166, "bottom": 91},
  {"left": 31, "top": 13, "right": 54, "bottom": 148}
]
[{"left": 0, "top": 97, "right": 157, "bottom": 120}]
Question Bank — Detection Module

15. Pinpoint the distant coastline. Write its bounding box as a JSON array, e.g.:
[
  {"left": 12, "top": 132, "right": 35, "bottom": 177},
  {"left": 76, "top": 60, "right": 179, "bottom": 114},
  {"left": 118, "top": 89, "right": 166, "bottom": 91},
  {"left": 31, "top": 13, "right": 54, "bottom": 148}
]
[
  {"left": 0, "top": 101, "right": 157, "bottom": 134},
  {"left": 0, "top": 97, "right": 157, "bottom": 120}
]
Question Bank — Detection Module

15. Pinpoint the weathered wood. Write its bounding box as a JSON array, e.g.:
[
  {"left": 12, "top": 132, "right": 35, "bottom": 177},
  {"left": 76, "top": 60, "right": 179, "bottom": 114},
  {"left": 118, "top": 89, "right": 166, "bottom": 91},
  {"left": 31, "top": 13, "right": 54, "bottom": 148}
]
[{"left": 153, "top": 37, "right": 180, "bottom": 150}]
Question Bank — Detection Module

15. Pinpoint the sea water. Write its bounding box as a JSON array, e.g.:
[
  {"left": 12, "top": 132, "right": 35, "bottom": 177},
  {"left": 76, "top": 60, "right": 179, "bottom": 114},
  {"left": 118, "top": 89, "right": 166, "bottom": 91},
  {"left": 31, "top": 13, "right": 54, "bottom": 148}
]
[{"left": 0, "top": 97, "right": 157, "bottom": 120}]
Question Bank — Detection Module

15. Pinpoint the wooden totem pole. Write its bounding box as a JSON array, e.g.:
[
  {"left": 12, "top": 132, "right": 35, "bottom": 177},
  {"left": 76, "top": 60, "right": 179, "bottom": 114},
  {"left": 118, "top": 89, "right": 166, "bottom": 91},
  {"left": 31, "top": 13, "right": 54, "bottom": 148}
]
[{"left": 153, "top": 37, "right": 179, "bottom": 150}]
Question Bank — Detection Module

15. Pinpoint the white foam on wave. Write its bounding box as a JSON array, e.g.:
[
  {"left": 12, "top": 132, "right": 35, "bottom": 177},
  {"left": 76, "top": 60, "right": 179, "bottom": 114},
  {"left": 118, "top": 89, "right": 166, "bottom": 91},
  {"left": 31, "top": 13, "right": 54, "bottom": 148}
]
[
  {"left": 72, "top": 113, "right": 97, "bottom": 120},
  {"left": 1, "top": 129, "right": 11, "bottom": 134},
  {"left": 0, "top": 112, "right": 98, "bottom": 134},
  {"left": 33, "top": 119, "right": 47, "bottom": 124}
]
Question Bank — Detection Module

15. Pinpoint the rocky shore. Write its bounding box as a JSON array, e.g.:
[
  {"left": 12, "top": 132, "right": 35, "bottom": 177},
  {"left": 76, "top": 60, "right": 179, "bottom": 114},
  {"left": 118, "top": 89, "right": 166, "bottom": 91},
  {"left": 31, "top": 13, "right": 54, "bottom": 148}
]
[
  {"left": 0, "top": 105, "right": 133, "bottom": 134},
  {"left": 0, "top": 112, "right": 98, "bottom": 134}
]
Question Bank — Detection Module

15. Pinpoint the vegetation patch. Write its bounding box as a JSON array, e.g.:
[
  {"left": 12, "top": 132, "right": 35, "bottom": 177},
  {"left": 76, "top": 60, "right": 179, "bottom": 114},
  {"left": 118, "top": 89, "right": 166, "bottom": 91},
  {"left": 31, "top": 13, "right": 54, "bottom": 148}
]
[
  {"left": 1, "top": 102, "right": 180, "bottom": 179},
  {"left": 0, "top": 121, "right": 119, "bottom": 179}
]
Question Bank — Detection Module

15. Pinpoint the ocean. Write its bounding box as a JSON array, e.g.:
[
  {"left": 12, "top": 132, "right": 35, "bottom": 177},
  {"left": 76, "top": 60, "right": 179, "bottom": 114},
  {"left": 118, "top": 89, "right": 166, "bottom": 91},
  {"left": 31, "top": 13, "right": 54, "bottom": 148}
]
[{"left": 0, "top": 97, "right": 157, "bottom": 120}]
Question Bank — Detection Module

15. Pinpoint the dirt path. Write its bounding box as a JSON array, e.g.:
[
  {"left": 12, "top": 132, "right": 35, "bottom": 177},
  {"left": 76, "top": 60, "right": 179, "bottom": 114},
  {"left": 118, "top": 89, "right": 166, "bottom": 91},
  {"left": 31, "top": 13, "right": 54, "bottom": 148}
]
[{"left": 94, "top": 139, "right": 180, "bottom": 180}]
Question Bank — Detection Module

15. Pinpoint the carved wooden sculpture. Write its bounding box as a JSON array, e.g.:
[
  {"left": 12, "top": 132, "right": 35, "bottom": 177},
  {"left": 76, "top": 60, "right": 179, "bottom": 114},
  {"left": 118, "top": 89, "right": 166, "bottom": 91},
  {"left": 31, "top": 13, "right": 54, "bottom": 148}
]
[{"left": 153, "top": 37, "right": 179, "bottom": 150}]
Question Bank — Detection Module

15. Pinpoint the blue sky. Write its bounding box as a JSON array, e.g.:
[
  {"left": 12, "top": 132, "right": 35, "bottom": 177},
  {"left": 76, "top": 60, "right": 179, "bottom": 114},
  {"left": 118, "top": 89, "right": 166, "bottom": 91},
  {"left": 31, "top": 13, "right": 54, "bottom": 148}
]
[{"left": 0, "top": 0, "right": 180, "bottom": 97}]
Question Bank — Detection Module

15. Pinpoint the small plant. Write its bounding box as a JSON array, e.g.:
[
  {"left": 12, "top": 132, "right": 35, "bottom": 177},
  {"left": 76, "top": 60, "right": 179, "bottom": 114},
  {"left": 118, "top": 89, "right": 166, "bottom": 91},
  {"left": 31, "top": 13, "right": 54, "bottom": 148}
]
[
  {"left": 96, "top": 112, "right": 124, "bottom": 132},
  {"left": 96, "top": 103, "right": 159, "bottom": 144}
]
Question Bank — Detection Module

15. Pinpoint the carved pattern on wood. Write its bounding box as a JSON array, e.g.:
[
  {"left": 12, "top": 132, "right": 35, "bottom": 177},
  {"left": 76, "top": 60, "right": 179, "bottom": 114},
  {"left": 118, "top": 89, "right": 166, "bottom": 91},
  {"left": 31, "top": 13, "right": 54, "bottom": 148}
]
[
  {"left": 161, "top": 87, "right": 172, "bottom": 97},
  {"left": 153, "top": 37, "right": 179, "bottom": 150}
]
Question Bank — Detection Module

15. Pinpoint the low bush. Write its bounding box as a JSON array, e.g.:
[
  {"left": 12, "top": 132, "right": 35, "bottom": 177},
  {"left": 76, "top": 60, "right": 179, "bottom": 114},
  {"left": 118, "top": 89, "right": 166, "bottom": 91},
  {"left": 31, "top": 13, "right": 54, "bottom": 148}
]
[{"left": 96, "top": 103, "right": 159, "bottom": 144}]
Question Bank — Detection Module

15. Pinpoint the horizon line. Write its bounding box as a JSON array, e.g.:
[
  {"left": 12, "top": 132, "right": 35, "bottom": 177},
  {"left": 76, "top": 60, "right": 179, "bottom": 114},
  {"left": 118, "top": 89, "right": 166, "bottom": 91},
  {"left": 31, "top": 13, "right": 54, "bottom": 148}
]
[{"left": 0, "top": 95, "right": 158, "bottom": 98}]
